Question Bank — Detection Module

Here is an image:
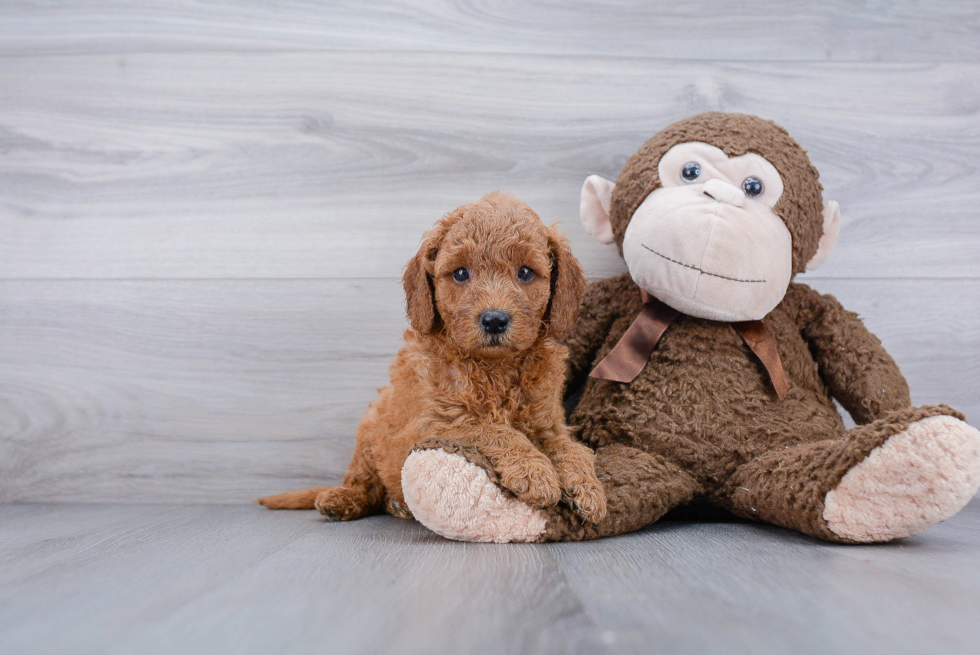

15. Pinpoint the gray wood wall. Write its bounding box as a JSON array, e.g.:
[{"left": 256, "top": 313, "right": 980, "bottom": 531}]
[{"left": 1, "top": 1, "right": 977, "bottom": 503}]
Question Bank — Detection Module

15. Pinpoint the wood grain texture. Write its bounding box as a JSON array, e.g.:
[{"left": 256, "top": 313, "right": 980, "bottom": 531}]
[
  {"left": 1, "top": 1, "right": 979, "bottom": 62},
  {"left": 1, "top": 3, "right": 978, "bottom": 507},
  {"left": 1, "top": 501, "right": 979, "bottom": 654},
  {"left": 1, "top": 278, "right": 975, "bottom": 503},
  {"left": 2, "top": 54, "right": 979, "bottom": 280},
  {"left": 0, "top": 279, "right": 403, "bottom": 503}
]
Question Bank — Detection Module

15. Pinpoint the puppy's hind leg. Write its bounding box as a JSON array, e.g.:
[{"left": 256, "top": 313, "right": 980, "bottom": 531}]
[
  {"left": 257, "top": 442, "right": 384, "bottom": 520},
  {"left": 314, "top": 444, "right": 386, "bottom": 521}
]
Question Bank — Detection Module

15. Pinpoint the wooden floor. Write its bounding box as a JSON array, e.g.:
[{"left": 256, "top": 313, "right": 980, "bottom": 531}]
[
  {"left": 2, "top": 3, "right": 979, "bottom": 653},
  {"left": 2, "top": 500, "right": 980, "bottom": 655}
]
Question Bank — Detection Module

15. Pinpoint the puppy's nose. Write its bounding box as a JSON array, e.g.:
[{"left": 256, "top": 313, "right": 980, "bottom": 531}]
[{"left": 480, "top": 310, "right": 510, "bottom": 335}]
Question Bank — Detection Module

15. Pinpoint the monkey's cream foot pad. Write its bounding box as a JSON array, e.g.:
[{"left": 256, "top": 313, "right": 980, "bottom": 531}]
[
  {"left": 401, "top": 448, "right": 547, "bottom": 543},
  {"left": 825, "top": 415, "right": 980, "bottom": 542}
]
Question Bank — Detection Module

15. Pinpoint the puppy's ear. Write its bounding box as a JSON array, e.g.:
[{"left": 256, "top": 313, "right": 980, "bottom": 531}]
[
  {"left": 545, "top": 224, "right": 587, "bottom": 339},
  {"left": 403, "top": 229, "right": 442, "bottom": 334}
]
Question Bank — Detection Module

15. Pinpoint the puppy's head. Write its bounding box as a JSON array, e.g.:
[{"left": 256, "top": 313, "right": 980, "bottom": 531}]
[{"left": 403, "top": 192, "right": 586, "bottom": 358}]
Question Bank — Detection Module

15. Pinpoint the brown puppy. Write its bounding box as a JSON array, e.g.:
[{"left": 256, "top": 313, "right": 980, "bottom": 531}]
[{"left": 258, "top": 192, "right": 606, "bottom": 526}]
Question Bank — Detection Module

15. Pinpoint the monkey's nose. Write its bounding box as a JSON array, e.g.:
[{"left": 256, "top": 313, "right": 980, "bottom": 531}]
[
  {"left": 702, "top": 179, "right": 745, "bottom": 208},
  {"left": 480, "top": 310, "right": 511, "bottom": 335}
]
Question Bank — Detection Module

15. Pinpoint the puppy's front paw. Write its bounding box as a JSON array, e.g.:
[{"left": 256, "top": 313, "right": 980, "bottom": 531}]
[
  {"left": 550, "top": 442, "right": 607, "bottom": 523},
  {"left": 314, "top": 487, "right": 364, "bottom": 521},
  {"left": 499, "top": 461, "right": 562, "bottom": 509},
  {"left": 563, "top": 476, "right": 607, "bottom": 524}
]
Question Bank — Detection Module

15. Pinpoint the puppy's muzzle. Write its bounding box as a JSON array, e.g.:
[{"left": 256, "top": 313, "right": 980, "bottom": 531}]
[{"left": 479, "top": 310, "right": 511, "bottom": 336}]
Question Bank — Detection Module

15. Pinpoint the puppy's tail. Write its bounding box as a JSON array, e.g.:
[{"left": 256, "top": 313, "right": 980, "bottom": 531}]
[{"left": 256, "top": 487, "right": 331, "bottom": 510}]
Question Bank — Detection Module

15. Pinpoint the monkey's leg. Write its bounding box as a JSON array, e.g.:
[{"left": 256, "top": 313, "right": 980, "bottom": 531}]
[
  {"left": 401, "top": 441, "right": 700, "bottom": 543},
  {"left": 727, "top": 405, "right": 980, "bottom": 543},
  {"left": 542, "top": 444, "right": 701, "bottom": 542}
]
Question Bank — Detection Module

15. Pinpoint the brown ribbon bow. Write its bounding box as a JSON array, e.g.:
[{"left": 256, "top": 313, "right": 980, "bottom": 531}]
[{"left": 589, "top": 290, "right": 788, "bottom": 400}]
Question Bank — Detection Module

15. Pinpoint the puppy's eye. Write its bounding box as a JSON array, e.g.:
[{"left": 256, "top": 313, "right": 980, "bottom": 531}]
[
  {"left": 681, "top": 162, "right": 701, "bottom": 183},
  {"left": 452, "top": 267, "right": 469, "bottom": 283},
  {"left": 517, "top": 266, "right": 535, "bottom": 283},
  {"left": 742, "top": 177, "right": 764, "bottom": 197}
]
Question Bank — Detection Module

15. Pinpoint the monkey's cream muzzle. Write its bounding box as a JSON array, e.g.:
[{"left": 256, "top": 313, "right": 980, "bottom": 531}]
[
  {"left": 621, "top": 143, "right": 793, "bottom": 322},
  {"left": 581, "top": 142, "right": 841, "bottom": 323}
]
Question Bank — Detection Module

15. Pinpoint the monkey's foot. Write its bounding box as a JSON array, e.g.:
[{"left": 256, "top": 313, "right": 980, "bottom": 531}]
[
  {"left": 824, "top": 415, "right": 980, "bottom": 542},
  {"left": 401, "top": 448, "right": 547, "bottom": 543}
]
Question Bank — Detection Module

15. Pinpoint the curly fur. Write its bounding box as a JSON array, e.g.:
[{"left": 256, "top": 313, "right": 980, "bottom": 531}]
[
  {"left": 540, "top": 115, "right": 975, "bottom": 542},
  {"left": 539, "top": 275, "right": 967, "bottom": 542},
  {"left": 404, "top": 114, "right": 978, "bottom": 544},
  {"left": 258, "top": 192, "right": 606, "bottom": 524}
]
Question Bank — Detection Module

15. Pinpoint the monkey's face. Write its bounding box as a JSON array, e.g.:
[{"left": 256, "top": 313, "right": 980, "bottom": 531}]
[
  {"left": 621, "top": 142, "right": 792, "bottom": 322},
  {"left": 581, "top": 121, "right": 840, "bottom": 323}
]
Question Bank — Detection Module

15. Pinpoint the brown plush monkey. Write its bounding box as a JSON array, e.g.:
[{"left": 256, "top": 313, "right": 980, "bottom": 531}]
[{"left": 401, "top": 112, "right": 980, "bottom": 544}]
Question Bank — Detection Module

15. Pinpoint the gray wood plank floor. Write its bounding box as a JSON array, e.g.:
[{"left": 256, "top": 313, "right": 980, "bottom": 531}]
[{"left": 2, "top": 501, "right": 979, "bottom": 655}]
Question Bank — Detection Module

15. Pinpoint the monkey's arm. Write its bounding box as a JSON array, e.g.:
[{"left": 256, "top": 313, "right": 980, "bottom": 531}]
[
  {"left": 563, "top": 275, "right": 631, "bottom": 398},
  {"left": 790, "top": 283, "right": 911, "bottom": 424}
]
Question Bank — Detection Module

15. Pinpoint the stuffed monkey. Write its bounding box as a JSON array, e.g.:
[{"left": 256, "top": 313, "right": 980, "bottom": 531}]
[{"left": 400, "top": 112, "right": 980, "bottom": 543}]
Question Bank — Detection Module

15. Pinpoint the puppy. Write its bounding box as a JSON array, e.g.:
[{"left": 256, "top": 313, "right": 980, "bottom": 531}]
[{"left": 258, "top": 192, "right": 606, "bottom": 524}]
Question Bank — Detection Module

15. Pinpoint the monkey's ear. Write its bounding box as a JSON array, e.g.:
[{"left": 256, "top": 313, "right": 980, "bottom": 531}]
[
  {"left": 580, "top": 175, "right": 616, "bottom": 244},
  {"left": 403, "top": 232, "right": 442, "bottom": 333},
  {"left": 545, "top": 224, "right": 587, "bottom": 339},
  {"left": 806, "top": 200, "right": 841, "bottom": 271}
]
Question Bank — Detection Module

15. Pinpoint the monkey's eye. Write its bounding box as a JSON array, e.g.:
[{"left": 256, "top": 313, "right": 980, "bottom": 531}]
[
  {"left": 517, "top": 265, "right": 535, "bottom": 283},
  {"left": 742, "top": 177, "right": 764, "bottom": 198},
  {"left": 452, "top": 267, "right": 470, "bottom": 283},
  {"left": 681, "top": 162, "right": 701, "bottom": 183}
]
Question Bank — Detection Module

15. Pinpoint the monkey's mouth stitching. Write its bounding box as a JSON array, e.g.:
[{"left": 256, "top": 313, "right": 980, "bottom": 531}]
[{"left": 641, "top": 244, "right": 766, "bottom": 284}]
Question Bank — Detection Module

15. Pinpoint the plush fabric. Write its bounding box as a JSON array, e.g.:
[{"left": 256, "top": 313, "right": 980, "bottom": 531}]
[
  {"left": 823, "top": 415, "right": 980, "bottom": 542},
  {"left": 542, "top": 278, "right": 970, "bottom": 542},
  {"left": 623, "top": 178, "right": 794, "bottom": 321},
  {"left": 609, "top": 112, "right": 825, "bottom": 275},
  {"left": 404, "top": 113, "right": 980, "bottom": 544},
  {"left": 806, "top": 200, "right": 841, "bottom": 271},
  {"left": 402, "top": 449, "right": 548, "bottom": 543}
]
